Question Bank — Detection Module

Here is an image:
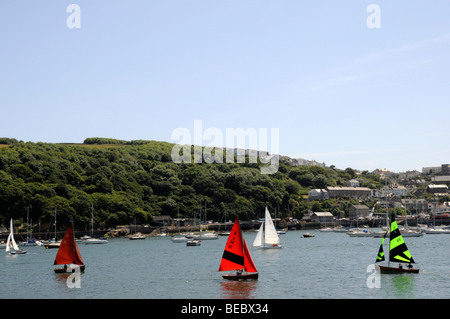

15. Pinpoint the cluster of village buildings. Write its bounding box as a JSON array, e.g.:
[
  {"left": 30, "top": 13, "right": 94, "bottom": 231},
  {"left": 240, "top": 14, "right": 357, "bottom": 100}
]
[
  {"left": 144, "top": 164, "right": 450, "bottom": 230},
  {"left": 304, "top": 164, "right": 450, "bottom": 224}
]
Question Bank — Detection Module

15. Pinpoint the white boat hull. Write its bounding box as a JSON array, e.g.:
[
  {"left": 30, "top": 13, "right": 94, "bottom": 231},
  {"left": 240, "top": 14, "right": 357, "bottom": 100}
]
[
  {"left": 171, "top": 236, "right": 191, "bottom": 242},
  {"left": 84, "top": 239, "right": 108, "bottom": 244},
  {"left": 192, "top": 232, "right": 218, "bottom": 240}
]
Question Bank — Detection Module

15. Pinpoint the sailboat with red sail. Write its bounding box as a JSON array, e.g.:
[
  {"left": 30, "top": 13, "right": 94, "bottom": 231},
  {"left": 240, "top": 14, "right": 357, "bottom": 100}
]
[
  {"left": 53, "top": 226, "right": 85, "bottom": 273},
  {"left": 219, "top": 217, "right": 258, "bottom": 280}
]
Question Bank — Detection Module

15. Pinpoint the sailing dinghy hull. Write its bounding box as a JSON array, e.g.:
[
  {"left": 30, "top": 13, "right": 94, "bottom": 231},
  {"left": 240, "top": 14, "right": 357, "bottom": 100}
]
[
  {"left": 261, "top": 244, "right": 281, "bottom": 249},
  {"left": 222, "top": 273, "right": 258, "bottom": 281},
  {"left": 54, "top": 265, "right": 85, "bottom": 273},
  {"left": 378, "top": 265, "right": 419, "bottom": 274},
  {"left": 10, "top": 250, "right": 27, "bottom": 254}
]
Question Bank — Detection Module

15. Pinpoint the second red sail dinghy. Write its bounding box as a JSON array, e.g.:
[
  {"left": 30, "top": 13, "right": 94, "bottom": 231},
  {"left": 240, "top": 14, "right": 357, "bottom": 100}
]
[{"left": 54, "top": 225, "right": 85, "bottom": 273}]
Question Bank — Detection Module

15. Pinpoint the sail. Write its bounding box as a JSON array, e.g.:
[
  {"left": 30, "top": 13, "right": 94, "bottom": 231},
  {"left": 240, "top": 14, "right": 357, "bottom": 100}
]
[
  {"left": 10, "top": 233, "right": 19, "bottom": 251},
  {"left": 375, "top": 231, "right": 387, "bottom": 263},
  {"left": 263, "top": 207, "right": 280, "bottom": 246},
  {"left": 8, "top": 219, "right": 19, "bottom": 251},
  {"left": 243, "top": 238, "right": 258, "bottom": 273},
  {"left": 389, "top": 214, "right": 415, "bottom": 264},
  {"left": 54, "top": 227, "right": 84, "bottom": 266},
  {"left": 252, "top": 222, "right": 263, "bottom": 247},
  {"left": 5, "top": 233, "right": 11, "bottom": 252},
  {"left": 219, "top": 218, "right": 257, "bottom": 273},
  {"left": 219, "top": 218, "right": 244, "bottom": 271}
]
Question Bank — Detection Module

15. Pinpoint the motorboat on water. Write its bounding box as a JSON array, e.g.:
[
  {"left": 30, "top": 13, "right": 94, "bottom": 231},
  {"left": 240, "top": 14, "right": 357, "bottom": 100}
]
[
  {"left": 346, "top": 227, "right": 374, "bottom": 237},
  {"left": 192, "top": 231, "right": 218, "bottom": 240},
  {"left": 171, "top": 233, "right": 193, "bottom": 242},
  {"left": 21, "top": 238, "right": 43, "bottom": 246},
  {"left": 186, "top": 240, "right": 201, "bottom": 246}
]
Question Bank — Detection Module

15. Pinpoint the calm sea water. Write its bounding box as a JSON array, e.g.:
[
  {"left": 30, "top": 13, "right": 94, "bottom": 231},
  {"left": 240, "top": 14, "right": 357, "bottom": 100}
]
[{"left": 1, "top": 230, "right": 449, "bottom": 299}]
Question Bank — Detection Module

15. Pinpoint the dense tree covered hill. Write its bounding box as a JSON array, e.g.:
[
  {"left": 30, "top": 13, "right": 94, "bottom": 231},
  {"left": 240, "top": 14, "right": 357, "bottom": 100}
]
[{"left": 0, "top": 138, "right": 359, "bottom": 230}]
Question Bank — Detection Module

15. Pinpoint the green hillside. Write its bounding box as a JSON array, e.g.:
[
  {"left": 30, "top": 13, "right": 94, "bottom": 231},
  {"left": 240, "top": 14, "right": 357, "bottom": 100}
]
[{"left": 0, "top": 138, "right": 365, "bottom": 231}]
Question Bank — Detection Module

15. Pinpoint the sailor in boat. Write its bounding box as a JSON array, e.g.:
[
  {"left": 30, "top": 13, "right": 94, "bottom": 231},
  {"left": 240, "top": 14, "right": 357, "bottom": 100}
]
[
  {"left": 236, "top": 269, "right": 243, "bottom": 276},
  {"left": 56, "top": 264, "right": 84, "bottom": 273},
  {"left": 398, "top": 263, "right": 403, "bottom": 269},
  {"left": 407, "top": 263, "right": 413, "bottom": 269}
]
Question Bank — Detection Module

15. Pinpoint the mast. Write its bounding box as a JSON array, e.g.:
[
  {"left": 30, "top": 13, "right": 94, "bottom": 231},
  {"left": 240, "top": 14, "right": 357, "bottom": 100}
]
[
  {"left": 26, "top": 207, "right": 30, "bottom": 241},
  {"left": 91, "top": 204, "right": 94, "bottom": 237},
  {"left": 71, "top": 219, "right": 78, "bottom": 259},
  {"left": 54, "top": 208, "right": 57, "bottom": 241},
  {"left": 386, "top": 212, "right": 393, "bottom": 268}
]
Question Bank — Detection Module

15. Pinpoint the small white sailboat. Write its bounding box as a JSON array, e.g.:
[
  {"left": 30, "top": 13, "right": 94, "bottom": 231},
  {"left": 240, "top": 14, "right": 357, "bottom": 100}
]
[
  {"left": 128, "top": 232, "right": 146, "bottom": 240},
  {"left": 84, "top": 205, "right": 108, "bottom": 244},
  {"left": 128, "top": 218, "right": 146, "bottom": 240},
  {"left": 171, "top": 209, "right": 193, "bottom": 242},
  {"left": 44, "top": 208, "right": 61, "bottom": 248},
  {"left": 192, "top": 201, "right": 218, "bottom": 240},
  {"left": 6, "top": 219, "right": 26, "bottom": 254},
  {"left": 253, "top": 207, "right": 282, "bottom": 249},
  {"left": 21, "top": 208, "right": 43, "bottom": 246}
]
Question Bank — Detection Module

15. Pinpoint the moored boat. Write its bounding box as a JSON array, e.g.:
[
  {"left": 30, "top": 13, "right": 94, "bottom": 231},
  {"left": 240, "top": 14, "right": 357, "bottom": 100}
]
[
  {"left": 84, "top": 205, "right": 108, "bottom": 244},
  {"left": 346, "top": 227, "right": 374, "bottom": 237},
  {"left": 303, "top": 232, "right": 315, "bottom": 238},
  {"left": 373, "top": 229, "right": 423, "bottom": 237},
  {"left": 44, "top": 239, "right": 61, "bottom": 249},
  {"left": 171, "top": 235, "right": 191, "bottom": 242},
  {"left": 128, "top": 234, "right": 146, "bottom": 240},
  {"left": 192, "top": 231, "right": 218, "bottom": 240},
  {"left": 423, "top": 227, "right": 450, "bottom": 234},
  {"left": 186, "top": 240, "right": 201, "bottom": 246},
  {"left": 84, "top": 237, "right": 108, "bottom": 244}
]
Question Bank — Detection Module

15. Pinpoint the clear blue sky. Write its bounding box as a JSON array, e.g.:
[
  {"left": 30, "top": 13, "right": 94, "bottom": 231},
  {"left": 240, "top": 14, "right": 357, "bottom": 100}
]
[{"left": 1, "top": 1, "right": 449, "bottom": 172}]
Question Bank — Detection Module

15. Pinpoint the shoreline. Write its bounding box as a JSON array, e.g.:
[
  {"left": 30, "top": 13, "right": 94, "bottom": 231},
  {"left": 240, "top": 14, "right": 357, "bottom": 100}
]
[{"left": 2, "top": 215, "right": 449, "bottom": 241}]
